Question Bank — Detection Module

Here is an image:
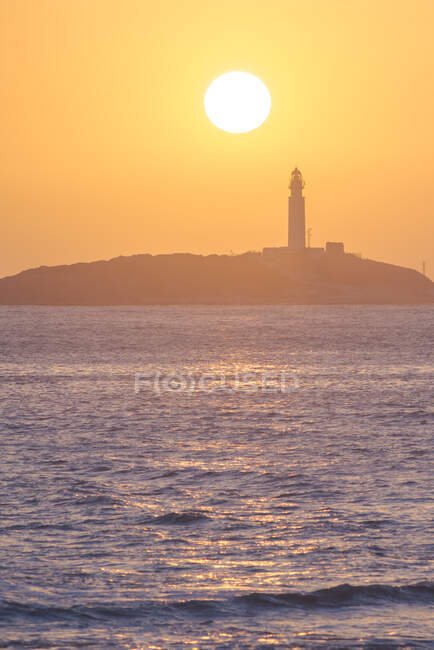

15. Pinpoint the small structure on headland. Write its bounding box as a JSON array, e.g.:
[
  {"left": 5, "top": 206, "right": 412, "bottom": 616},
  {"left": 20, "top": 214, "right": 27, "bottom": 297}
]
[
  {"left": 325, "top": 241, "right": 345, "bottom": 256},
  {"left": 263, "top": 168, "right": 344, "bottom": 260}
]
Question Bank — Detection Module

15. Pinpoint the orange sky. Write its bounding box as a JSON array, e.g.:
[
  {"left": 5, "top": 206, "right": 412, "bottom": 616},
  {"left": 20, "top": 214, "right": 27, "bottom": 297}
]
[{"left": 1, "top": 0, "right": 433, "bottom": 278}]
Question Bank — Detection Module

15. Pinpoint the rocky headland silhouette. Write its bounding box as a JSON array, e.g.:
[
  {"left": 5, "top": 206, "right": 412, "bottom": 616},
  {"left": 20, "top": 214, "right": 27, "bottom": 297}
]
[{"left": 0, "top": 252, "right": 432, "bottom": 305}]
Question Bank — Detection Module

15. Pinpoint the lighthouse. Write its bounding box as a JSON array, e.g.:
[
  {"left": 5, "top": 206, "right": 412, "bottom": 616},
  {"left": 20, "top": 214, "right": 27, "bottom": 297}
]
[
  {"left": 288, "top": 167, "right": 306, "bottom": 249},
  {"left": 263, "top": 169, "right": 343, "bottom": 261}
]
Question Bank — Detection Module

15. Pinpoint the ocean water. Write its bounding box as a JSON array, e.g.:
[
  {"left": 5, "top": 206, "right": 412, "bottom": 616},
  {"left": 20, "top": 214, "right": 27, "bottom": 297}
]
[{"left": 0, "top": 305, "right": 433, "bottom": 649}]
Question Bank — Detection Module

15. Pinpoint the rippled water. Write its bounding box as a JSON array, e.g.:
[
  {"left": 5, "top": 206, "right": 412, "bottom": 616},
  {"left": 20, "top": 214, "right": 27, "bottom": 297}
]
[{"left": 0, "top": 306, "right": 433, "bottom": 648}]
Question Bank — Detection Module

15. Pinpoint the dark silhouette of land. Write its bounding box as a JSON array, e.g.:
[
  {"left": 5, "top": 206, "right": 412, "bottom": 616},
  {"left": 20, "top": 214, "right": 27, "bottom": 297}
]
[{"left": 0, "top": 252, "right": 432, "bottom": 305}]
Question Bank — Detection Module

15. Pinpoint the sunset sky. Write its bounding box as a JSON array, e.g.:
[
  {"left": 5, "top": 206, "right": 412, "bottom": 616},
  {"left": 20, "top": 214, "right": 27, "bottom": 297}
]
[{"left": 1, "top": 0, "right": 433, "bottom": 278}]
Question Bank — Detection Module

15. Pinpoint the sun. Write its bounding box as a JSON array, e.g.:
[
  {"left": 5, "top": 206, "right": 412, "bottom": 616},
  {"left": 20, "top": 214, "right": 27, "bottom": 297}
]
[{"left": 204, "top": 71, "right": 271, "bottom": 134}]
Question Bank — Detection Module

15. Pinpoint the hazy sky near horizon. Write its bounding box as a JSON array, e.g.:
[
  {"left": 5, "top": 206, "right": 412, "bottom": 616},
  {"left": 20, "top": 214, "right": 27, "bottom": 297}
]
[{"left": 1, "top": 0, "right": 433, "bottom": 278}]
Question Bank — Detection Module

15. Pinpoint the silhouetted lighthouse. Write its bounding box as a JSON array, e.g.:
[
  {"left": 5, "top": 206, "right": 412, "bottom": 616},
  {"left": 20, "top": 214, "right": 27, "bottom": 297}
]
[{"left": 288, "top": 167, "right": 306, "bottom": 249}]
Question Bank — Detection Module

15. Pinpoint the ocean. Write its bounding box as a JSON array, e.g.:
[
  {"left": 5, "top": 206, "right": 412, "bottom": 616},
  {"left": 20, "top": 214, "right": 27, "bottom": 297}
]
[{"left": 0, "top": 305, "right": 433, "bottom": 648}]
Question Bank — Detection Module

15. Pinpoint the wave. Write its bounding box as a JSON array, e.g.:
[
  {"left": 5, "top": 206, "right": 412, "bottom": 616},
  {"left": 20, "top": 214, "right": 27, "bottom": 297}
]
[
  {"left": 144, "top": 510, "right": 211, "bottom": 525},
  {"left": 1, "top": 583, "right": 433, "bottom": 623},
  {"left": 234, "top": 582, "right": 434, "bottom": 609}
]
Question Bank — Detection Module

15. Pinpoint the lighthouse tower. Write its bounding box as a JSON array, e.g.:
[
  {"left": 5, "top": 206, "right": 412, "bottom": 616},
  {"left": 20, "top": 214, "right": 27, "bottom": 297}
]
[{"left": 288, "top": 168, "right": 306, "bottom": 249}]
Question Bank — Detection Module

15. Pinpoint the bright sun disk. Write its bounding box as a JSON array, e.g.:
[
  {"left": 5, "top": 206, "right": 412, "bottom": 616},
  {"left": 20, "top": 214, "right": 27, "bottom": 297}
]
[{"left": 204, "top": 71, "right": 271, "bottom": 134}]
